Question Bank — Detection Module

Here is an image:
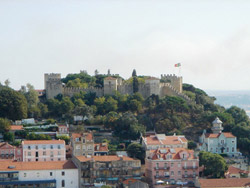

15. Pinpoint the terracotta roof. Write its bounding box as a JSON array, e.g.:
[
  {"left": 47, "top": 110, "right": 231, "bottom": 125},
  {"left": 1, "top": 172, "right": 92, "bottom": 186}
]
[
  {"left": 71, "top": 132, "right": 93, "bottom": 141},
  {"left": 10, "top": 125, "right": 23, "bottom": 131},
  {"left": 94, "top": 143, "right": 109, "bottom": 152},
  {"left": 227, "top": 166, "right": 242, "bottom": 174},
  {"left": 198, "top": 178, "right": 250, "bottom": 187},
  {"left": 0, "top": 160, "right": 76, "bottom": 171},
  {"left": 205, "top": 132, "right": 235, "bottom": 138},
  {"left": 149, "top": 148, "right": 197, "bottom": 160},
  {"left": 0, "top": 142, "right": 15, "bottom": 149},
  {"left": 76, "top": 155, "right": 134, "bottom": 162},
  {"left": 22, "top": 140, "right": 65, "bottom": 145},
  {"left": 143, "top": 135, "right": 187, "bottom": 146},
  {"left": 123, "top": 178, "right": 138, "bottom": 185},
  {"left": 104, "top": 77, "right": 117, "bottom": 80}
]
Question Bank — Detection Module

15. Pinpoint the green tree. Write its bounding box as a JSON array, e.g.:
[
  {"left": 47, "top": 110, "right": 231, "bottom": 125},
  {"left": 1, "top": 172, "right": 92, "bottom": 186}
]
[
  {"left": 0, "top": 86, "right": 28, "bottom": 120},
  {"left": 199, "top": 151, "right": 228, "bottom": 178},
  {"left": 3, "top": 132, "right": 14, "bottom": 143},
  {"left": 0, "top": 118, "right": 11, "bottom": 133},
  {"left": 57, "top": 135, "right": 70, "bottom": 145},
  {"left": 226, "top": 106, "right": 250, "bottom": 125},
  {"left": 127, "top": 142, "right": 145, "bottom": 163},
  {"left": 104, "top": 97, "right": 118, "bottom": 113},
  {"left": 104, "top": 111, "right": 120, "bottom": 129},
  {"left": 188, "top": 141, "right": 197, "bottom": 150},
  {"left": 59, "top": 97, "right": 74, "bottom": 115}
]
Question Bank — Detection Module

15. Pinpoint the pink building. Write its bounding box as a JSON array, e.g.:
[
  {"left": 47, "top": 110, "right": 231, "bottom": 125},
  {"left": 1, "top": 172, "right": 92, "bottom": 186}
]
[
  {"left": 22, "top": 140, "right": 66, "bottom": 162},
  {"left": 145, "top": 148, "right": 199, "bottom": 186},
  {"left": 142, "top": 132, "right": 188, "bottom": 157},
  {"left": 57, "top": 124, "right": 69, "bottom": 137},
  {"left": 0, "top": 142, "right": 22, "bottom": 161}
]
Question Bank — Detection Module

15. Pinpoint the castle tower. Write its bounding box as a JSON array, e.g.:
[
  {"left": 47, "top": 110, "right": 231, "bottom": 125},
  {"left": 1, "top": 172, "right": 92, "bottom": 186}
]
[
  {"left": 44, "top": 73, "right": 62, "bottom": 99},
  {"left": 103, "top": 77, "right": 118, "bottom": 95},
  {"left": 145, "top": 77, "right": 160, "bottom": 96},
  {"left": 211, "top": 117, "right": 224, "bottom": 134}
]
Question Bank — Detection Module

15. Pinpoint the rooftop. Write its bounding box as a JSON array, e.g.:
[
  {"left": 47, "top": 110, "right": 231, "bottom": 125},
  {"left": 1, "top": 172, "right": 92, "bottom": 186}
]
[
  {"left": 71, "top": 132, "right": 93, "bottom": 141},
  {"left": 198, "top": 178, "right": 250, "bottom": 187},
  {"left": 0, "top": 160, "right": 76, "bottom": 171},
  {"left": 22, "top": 140, "right": 65, "bottom": 145},
  {"left": 76, "top": 155, "right": 134, "bottom": 162},
  {"left": 10, "top": 125, "right": 24, "bottom": 131},
  {"left": 143, "top": 134, "right": 187, "bottom": 146},
  {"left": 205, "top": 132, "right": 235, "bottom": 138}
]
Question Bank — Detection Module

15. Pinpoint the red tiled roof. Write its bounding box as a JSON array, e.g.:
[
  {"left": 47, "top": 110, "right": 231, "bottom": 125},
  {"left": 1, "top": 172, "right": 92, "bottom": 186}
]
[
  {"left": 199, "top": 178, "right": 250, "bottom": 187},
  {"left": 94, "top": 143, "right": 109, "bottom": 152},
  {"left": 105, "top": 77, "right": 117, "bottom": 80},
  {"left": 0, "top": 160, "right": 76, "bottom": 171},
  {"left": 205, "top": 132, "right": 235, "bottom": 138},
  {"left": 10, "top": 125, "right": 23, "bottom": 131},
  {"left": 22, "top": 140, "right": 65, "bottom": 145},
  {"left": 150, "top": 148, "right": 196, "bottom": 160},
  {"left": 71, "top": 132, "right": 93, "bottom": 141},
  {"left": 123, "top": 178, "right": 138, "bottom": 185},
  {"left": 227, "top": 166, "right": 242, "bottom": 174},
  {"left": 143, "top": 135, "right": 187, "bottom": 145},
  {"left": 0, "top": 142, "right": 15, "bottom": 149},
  {"left": 76, "top": 155, "right": 134, "bottom": 162}
]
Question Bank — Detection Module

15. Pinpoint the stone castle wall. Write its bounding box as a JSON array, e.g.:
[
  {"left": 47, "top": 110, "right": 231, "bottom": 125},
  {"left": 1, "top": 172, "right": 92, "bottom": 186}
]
[{"left": 45, "top": 73, "right": 191, "bottom": 102}]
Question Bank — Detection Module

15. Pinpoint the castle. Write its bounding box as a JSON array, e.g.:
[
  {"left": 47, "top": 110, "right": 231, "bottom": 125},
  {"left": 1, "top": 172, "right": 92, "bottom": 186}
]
[{"left": 44, "top": 72, "right": 192, "bottom": 102}]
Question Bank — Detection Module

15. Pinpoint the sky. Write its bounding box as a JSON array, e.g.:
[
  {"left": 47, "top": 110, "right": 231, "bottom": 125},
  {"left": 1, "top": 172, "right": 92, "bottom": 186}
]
[{"left": 1, "top": 0, "right": 250, "bottom": 91}]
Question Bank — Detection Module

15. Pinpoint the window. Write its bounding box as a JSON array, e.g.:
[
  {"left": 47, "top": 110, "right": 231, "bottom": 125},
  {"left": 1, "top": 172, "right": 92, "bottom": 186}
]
[
  {"left": 156, "top": 171, "right": 159, "bottom": 177},
  {"left": 50, "top": 145, "right": 53, "bottom": 149},
  {"left": 171, "top": 163, "right": 174, "bottom": 167},
  {"left": 216, "top": 148, "right": 218, "bottom": 152},
  {"left": 37, "top": 172, "right": 39, "bottom": 177},
  {"left": 210, "top": 147, "right": 213, "bottom": 152},
  {"left": 58, "top": 145, "right": 61, "bottom": 149},
  {"left": 75, "top": 138, "right": 79, "bottom": 142},
  {"left": 24, "top": 173, "right": 26, "bottom": 177},
  {"left": 232, "top": 140, "right": 235, "bottom": 144},
  {"left": 171, "top": 171, "right": 174, "bottom": 175},
  {"left": 178, "top": 171, "right": 181, "bottom": 175},
  {"left": 178, "top": 162, "right": 181, "bottom": 167},
  {"left": 58, "top": 151, "right": 61, "bottom": 155},
  {"left": 227, "top": 147, "right": 229, "bottom": 152},
  {"left": 156, "top": 163, "right": 159, "bottom": 169},
  {"left": 43, "top": 145, "right": 46, "bottom": 150},
  {"left": 164, "top": 163, "right": 167, "bottom": 168},
  {"left": 232, "top": 147, "right": 235, "bottom": 152},
  {"left": 35, "top": 146, "right": 38, "bottom": 150},
  {"left": 62, "top": 171, "right": 65, "bottom": 176},
  {"left": 82, "top": 139, "right": 85, "bottom": 143},
  {"left": 58, "top": 158, "right": 61, "bottom": 161},
  {"left": 50, "top": 172, "right": 53, "bottom": 176},
  {"left": 43, "top": 151, "right": 46, "bottom": 155},
  {"left": 28, "top": 152, "right": 31, "bottom": 156},
  {"left": 28, "top": 146, "right": 31, "bottom": 150},
  {"left": 221, "top": 140, "right": 224, "bottom": 144}
]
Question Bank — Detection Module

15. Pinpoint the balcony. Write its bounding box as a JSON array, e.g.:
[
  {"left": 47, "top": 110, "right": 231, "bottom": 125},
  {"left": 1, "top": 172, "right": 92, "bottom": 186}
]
[
  {"left": 155, "top": 175, "right": 170, "bottom": 179},
  {"left": 154, "top": 167, "right": 170, "bottom": 170},
  {"left": 218, "top": 143, "right": 227, "bottom": 147},
  {"left": 182, "top": 174, "right": 197, "bottom": 178},
  {"left": 183, "top": 166, "right": 198, "bottom": 170}
]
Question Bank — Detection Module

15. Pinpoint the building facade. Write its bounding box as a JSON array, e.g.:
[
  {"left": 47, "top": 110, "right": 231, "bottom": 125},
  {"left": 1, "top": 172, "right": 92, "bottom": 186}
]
[
  {"left": 0, "top": 142, "right": 22, "bottom": 161},
  {"left": 0, "top": 160, "right": 78, "bottom": 188},
  {"left": 72, "top": 155, "right": 141, "bottom": 188},
  {"left": 199, "top": 117, "right": 238, "bottom": 157},
  {"left": 22, "top": 140, "right": 66, "bottom": 162},
  {"left": 145, "top": 148, "right": 199, "bottom": 187}
]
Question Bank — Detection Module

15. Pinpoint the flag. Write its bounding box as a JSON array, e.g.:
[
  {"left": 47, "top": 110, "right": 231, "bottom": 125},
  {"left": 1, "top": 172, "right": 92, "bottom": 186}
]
[{"left": 174, "top": 63, "right": 181, "bottom": 67}]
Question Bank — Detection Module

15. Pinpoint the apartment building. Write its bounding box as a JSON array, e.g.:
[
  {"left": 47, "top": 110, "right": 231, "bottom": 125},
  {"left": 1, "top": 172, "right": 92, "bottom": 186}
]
[
  {"left": 145, "top": 148, "right": 199, "bottom": 186},
  {"left": 22, "top": 140, "right": 66, "bottom": 162},
  {"left": 72, "top": 155, "right": 141, "bottom": 188},
  {"left": 141, "top": 132, "right": 188, "bottom": 156},
  {"left": 0, "top": 160, "right": 78, "bottom": 188},
  {"left": 0, "top": 142, "right": 22, "bottom": 161}
]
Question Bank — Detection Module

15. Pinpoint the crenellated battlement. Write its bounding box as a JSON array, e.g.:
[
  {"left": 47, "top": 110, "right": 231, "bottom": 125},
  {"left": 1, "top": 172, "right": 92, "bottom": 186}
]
[{"left": 44, "top": 72, "right": 192, "bottom": 102}]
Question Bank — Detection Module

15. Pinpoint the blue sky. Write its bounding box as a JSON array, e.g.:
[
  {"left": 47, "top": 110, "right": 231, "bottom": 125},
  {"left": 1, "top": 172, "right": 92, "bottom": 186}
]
[{"left": 1, "top": 0, "right": 250, "bottom": 91}]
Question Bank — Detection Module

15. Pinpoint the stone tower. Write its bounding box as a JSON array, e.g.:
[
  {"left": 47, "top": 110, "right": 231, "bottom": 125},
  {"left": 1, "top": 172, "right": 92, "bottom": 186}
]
[
  {"left": 44, "top": 73, "right": 62, "bottom": 99},
  {"left": 161, "top": 74, "right": 183, "bottom": 93},
  {"left": 211, "top": 117, "right": 223, "bottom": 134},
  {"left": 145, "top": 77, "right": 160, "bottom": 96},
  {"left": 103, "top": 77, "right": 118, "bottom": 95}
]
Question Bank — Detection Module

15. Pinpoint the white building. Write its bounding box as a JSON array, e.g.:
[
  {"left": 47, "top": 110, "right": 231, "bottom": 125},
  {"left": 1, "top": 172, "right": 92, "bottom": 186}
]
[
  {"left": 0, "top": 160, "right": 78, "bottom": 188},
  {"left": 199, "top": 117, "right": 238, "bottom": 157}
]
